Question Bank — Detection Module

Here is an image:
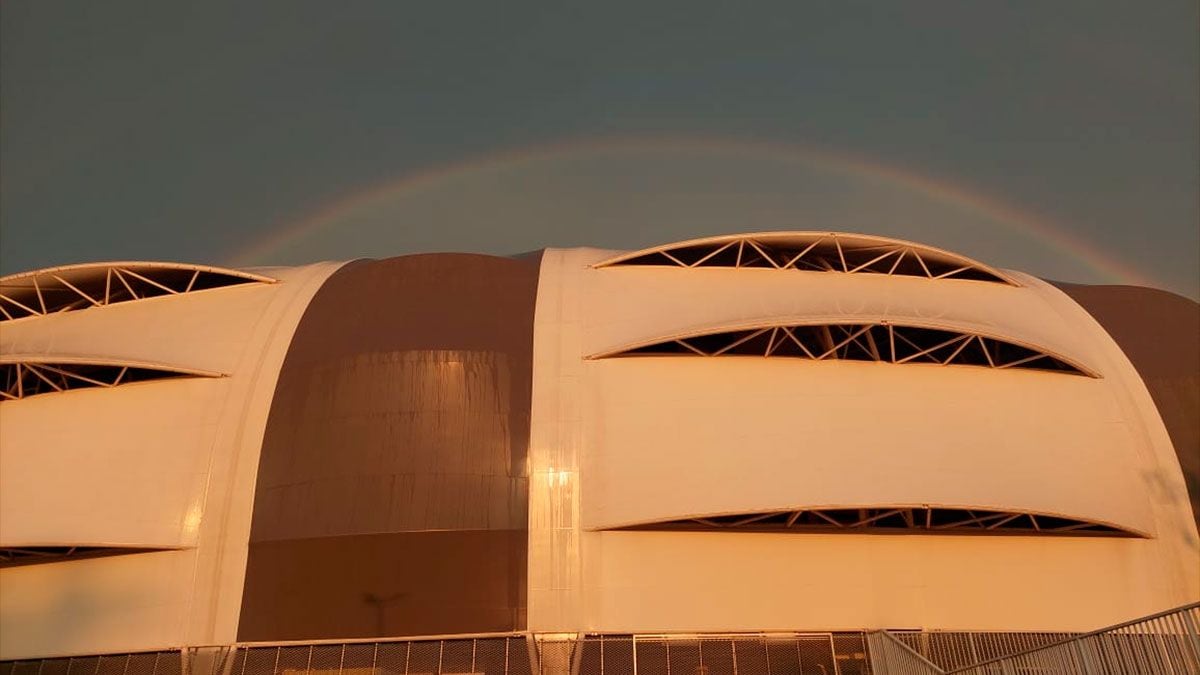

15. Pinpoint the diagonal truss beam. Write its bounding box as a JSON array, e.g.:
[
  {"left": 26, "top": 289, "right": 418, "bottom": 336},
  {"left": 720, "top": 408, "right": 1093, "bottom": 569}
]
[
  {"left": 117, "top": 267, "right": 182, "bottom": 295},
  {"left": 51, "top": 274, "right": 103, "bottom": 308}
]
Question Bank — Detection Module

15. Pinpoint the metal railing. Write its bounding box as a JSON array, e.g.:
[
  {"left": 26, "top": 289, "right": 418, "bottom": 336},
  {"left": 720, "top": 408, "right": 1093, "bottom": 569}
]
[
  {"left": 561, "top": 633, "right": 872, "bottom": 675},
  {"left": 865, "top": 632, "right": 945, "bottom": 675},
  {"left": 889, "top": 631, "right": 1076, "bottom": 672},
  {"left": 5, "top": 608, "right": 1197, "bottom": 675},
  {"left": 3, "top": 633, "right": 872, "bottom": 675},
  {"left": 944, "top": 602, "right": 1200, "bottom": 675},
  {"left": 0, "top": 651, "right": 189, "bottom": 675},
  {"left": 232, "top": 635, "right": 534, "bottom": 675}
]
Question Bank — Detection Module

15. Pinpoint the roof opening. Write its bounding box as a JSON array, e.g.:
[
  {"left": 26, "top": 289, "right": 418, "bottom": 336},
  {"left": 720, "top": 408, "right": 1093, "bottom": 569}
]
[
  {"left": 595, "top": 233, "right": 1016, "bottom": 285},
  {"left": 593, "top": 322, "right": 1094, "bottom": 377},
  {"left": 0, "top": 546, "right": 167, "bottom": 568},
  {"left": 0, "top": 359, "right": 223, "bottom": 402},
  {"left": 618, "top": 506, "right": 1138, "bottom": 537},
  {"left": 0, "top": 262, "right": 276, "bottom": 321}
]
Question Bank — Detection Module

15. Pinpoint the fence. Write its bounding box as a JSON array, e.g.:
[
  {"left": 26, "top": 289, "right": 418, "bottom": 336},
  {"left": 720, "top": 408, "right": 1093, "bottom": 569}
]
[
  {"left": 888, "top": 632, "right": 1073, "bottom": 672},
  {"left": 4, "top": 607, "right": 1198, "bottom": 675},
  {"left": 2, "top": 633, "right": 871, "bottom": 675},
  {"left": 232, "top": 636, "right": 534, "bottom": 675},
  {"left": 0, "top": 639, "right": 535, "bottom": 675},
  {"left": 863, "top": 633, "right": 943, "bottom": 675},
  {"left": 942, "top": 602, "right": 1200, "bottom": 675},
  {"left": 0, "top": 652, "right": 190, "bottom": 675},
  {"left": 553, "top": 633, "right": 871, "bottom": 675}
]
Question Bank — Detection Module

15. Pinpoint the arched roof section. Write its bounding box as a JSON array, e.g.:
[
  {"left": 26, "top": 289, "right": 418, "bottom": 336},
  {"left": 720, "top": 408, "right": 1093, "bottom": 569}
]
[
  {"left": 0, "top": 262, "right": 277, "bottom": 321},
  {"left": 589, "top": 320, "right": 1096, "bottom": 377},
  {"left": 611, "top": 505, "right": 1142, "bottom": 538},
  {"left": 0, "top": 355, "right": 224, "bottom": 401},
  {"left": 593, "top": 232, "right": 1017, "bottom": 285}
]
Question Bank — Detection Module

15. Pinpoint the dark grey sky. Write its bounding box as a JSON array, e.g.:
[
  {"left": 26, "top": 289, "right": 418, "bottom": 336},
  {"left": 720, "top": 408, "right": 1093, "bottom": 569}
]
[{"left": 2, "top": 2, "right": 1197, "bottom": 297}]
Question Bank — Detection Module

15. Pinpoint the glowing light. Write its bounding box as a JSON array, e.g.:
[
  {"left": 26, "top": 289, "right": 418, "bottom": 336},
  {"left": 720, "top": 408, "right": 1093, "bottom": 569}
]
[
  {"left": 543, "top": 468, "right": 572, "bottom": 487},
  {"left": 183, "top": 504, "right": 203, "bottom": 536}
]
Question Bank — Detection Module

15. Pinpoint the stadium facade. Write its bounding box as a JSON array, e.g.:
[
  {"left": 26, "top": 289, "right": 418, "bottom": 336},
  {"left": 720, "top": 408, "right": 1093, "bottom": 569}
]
[{"left": 1, "top": 232, "right": 1197, "bottom": 673}]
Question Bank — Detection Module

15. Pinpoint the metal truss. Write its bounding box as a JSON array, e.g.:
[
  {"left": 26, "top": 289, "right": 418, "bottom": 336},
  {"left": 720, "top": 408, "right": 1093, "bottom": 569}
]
[
  {"left": 593, "top": 322, "right": 1094, "bottom": 377},
  {"left": 595, "top": 232, "right": 1015, "bottom": 284},
  {"left": 0, "top": 359, "right": 222, "bottom": 402},
  {"left": 0, "top": 546, "right": 151, "bottom": 568},
  {"left": 624, "top": 506, "right": 1136, "bottom": 537},
  {"left": 0, "top": 262, "right": 276, "bottom": 321}
]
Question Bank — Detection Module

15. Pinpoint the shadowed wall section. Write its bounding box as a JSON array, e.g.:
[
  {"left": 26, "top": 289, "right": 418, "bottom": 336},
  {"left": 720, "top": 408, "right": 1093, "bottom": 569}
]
[
  {"left": 239, "top": 253, "right": 539, "bottom": 641},
  {"left": 1056, "top": 283, "right": 1200, "bottom": 529}
]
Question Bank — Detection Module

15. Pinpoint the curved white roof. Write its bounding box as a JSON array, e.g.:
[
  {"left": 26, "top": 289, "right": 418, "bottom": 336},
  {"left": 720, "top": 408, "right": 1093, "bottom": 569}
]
[{"left": 594, "top": 231, "right": 1018, "bottom": 285}]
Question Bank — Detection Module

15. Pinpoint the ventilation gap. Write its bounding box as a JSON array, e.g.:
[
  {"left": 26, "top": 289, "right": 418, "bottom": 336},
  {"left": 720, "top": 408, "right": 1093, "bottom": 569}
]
[
  {"left": 596, "top": 234, "right": 1014, "bottom": 283},
  {"left": 0, "top": 546, "right": 168, "bottom": 568},
  {"left": 1, "top": 360, "right": 222, "bottom": 402},
  {"left": 619, "top": 507, "right": 1136, "bottom": 537}
]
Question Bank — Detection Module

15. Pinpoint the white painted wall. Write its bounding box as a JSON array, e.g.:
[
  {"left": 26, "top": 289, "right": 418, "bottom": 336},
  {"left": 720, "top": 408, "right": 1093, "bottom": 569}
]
[
  {"left": 583, "top": 358, "right": 1149, "bottom": 534},
  {"left": 0, "top": 379, "right": 226, "bottom": 548}
]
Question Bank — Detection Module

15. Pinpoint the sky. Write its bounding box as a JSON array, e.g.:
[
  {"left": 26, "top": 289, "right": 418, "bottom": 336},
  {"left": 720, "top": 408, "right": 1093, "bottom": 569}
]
[{"left": 2, "top": 2, "right": 1197, "bottom": 298}]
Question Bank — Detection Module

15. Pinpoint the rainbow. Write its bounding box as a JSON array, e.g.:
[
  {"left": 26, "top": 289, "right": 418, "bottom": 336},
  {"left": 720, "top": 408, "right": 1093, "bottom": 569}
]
[{"left": 228, "top": 135, "right": 1160, "bottom": 288}]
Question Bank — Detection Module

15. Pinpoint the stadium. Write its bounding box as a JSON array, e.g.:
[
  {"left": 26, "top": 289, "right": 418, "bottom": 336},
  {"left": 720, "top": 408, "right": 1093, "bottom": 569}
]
[{"left": 1, "top": 232, "right": 1197, "bottom": 674}]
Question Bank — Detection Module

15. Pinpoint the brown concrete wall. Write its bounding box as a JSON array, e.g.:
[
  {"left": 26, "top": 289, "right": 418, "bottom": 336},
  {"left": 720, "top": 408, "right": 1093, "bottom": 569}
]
[
  {"left": 1056, "top": 283, "right": 1200, "bottom": 530},
  {"left": 239, "top": 253, "right": 539, "bottom": 641},
  {"left": 239, "top": 531, "right": 526, "bottom": 639}
]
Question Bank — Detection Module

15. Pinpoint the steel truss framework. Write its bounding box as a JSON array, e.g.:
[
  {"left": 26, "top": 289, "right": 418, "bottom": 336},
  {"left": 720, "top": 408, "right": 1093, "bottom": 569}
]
[
  {"left": 595, "top": 322, "right": 1094, "bottom": 376},
  {"left": 0, "top": 360, "right": 221, "bottom": 402},
  {"left": 0, "top": 262, "right": 275, "bottom": 321},
  {"left": 0, "top": 546, "right": 154, "bottom": 568},
  {"left": 623, "top": 506, "right": 1136, "bottom": 537},
  {"left": 595, "top": 232, "right": 1015, "bottom": 284}
]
